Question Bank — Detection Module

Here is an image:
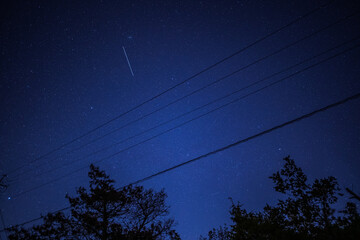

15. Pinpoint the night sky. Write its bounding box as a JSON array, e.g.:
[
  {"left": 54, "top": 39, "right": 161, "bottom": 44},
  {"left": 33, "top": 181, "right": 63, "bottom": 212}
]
[{"left": 1, "top": 0, "right": 360, "bottom": 239}]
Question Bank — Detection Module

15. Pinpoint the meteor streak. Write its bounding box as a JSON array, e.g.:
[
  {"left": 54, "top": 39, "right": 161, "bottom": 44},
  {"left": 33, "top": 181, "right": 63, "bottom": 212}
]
[{"left": 122, "top": 46, "right": 134, "bottom": 77}]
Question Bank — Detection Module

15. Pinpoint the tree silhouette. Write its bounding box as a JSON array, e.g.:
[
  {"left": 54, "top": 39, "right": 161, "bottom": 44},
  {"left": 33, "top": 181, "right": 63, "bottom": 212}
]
[
  {"left": 201, "top": 156, "right": 360, "bottom": 240},
  {"left": 8, "top": 164, "right": 180, "bottom": 240}
]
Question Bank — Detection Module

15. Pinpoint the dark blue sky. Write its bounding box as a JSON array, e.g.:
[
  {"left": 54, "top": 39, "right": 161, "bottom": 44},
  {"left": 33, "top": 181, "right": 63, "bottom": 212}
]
[{"left": 1, "top": 0, "right": 360, "bottom": 238}]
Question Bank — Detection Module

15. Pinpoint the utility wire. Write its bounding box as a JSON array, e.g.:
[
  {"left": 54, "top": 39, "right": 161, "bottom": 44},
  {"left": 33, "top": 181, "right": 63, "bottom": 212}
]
[
  {"left": 12, "top": 9, "right": 357, "bottom": 180},
  {"left": 2, "top": 91, "right": 359, "bottom": 233},
  {"left": 18, "top": 36, "right": 360, "bottom": 182},
  {"left": 130, "top": 93, "right": 360, "bottom": 185},
  {"left": 10, "top": 41, "right": 360, "bottom": 199},
  {"left": 1, "top": 206, "right": 70, "bottom": 233},
  {"left": 5, "top": 1, "right": 333, "bottom": 176},
  {"left": 346, "top": 188, "right": 360, "bottom": 202}
]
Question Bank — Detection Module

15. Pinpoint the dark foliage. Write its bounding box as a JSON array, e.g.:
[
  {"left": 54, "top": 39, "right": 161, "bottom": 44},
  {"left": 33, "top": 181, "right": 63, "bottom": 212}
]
[
  {"left": 8, "top": 164, "right": 180, "bottom": 240},
  {"left": 201, "top": 156, "right": 360, "bottom": 240}
]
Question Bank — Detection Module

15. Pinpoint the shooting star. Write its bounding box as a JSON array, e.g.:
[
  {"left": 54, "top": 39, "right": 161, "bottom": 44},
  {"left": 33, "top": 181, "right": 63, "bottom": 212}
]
[{"left": 122, "top": 46, "right": 134, "bottom": 77}]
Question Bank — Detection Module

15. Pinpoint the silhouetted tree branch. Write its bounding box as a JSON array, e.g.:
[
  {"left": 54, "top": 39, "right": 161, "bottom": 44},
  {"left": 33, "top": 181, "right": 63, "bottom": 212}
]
[
  {"left": 201, "top": 156, "right": 360, "bottom": 240},
  {"left": 8, "top": 164, "right": 180, "bottom": 240}
]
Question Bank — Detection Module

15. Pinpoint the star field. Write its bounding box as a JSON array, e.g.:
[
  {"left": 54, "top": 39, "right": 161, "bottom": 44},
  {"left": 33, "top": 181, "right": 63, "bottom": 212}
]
[{"left": 1, "top": 0, "right": 360, "bottom": 239}]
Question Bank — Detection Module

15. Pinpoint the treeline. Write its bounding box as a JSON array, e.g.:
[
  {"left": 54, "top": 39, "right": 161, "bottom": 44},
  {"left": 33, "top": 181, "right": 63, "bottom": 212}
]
[
  {"left": 7, "top": 157, "right": 360, "bottom": 239},
  {"left": 200, "top": 156, "right": 360, "bottom": 240},
  {"left": 8, "top": 165, "right": 180, "bottom": 240}
]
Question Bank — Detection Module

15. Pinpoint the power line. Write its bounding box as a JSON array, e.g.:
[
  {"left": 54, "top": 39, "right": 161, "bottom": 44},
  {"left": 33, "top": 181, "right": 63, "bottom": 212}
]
[
  {"left": 11, "top": 43, "right": 360, "bottom": 197},
  {"left": 130, "top": 93, "right": 360, "bottom": 185},
  {"left": 1, "top": 206, "right": 70, "bottom": 233},
  {"left": 5, "top": 1, "right": 333, "bottom": 176},
  {"left": 11, "top": 41, "right": 360, "bottom": 199},
  {"left": 17, "top": 36, "right": 360, "bottom": 183},
  {"left": 12, "top": 9, "right": 357, "bottom": 180},
  {"left": 2, "top": 91, "right": 359, "bottom": 233},
  {"left": 346, "top": 188, "right": 360, "bottom": 202}
]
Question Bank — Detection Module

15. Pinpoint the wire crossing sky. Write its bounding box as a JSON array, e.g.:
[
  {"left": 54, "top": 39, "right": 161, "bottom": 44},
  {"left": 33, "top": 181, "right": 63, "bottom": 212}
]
[
  {"left": 9, "top": 8, "right": 359, "bottom": 181},
  {"left": 1, "top": 1, "right": 360, "bottom": 239},
  {"left": 2, "top": 91, "right": 359, "bottom": 233},
  {"left": 10, "top": 41, "right": 360, "bottom": 198},
  {"left": 4, "top": 0, "right": 334, "bottom": 177},
  {"left": 15, "top": 34, "right": 360, "bottom": 184}
]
